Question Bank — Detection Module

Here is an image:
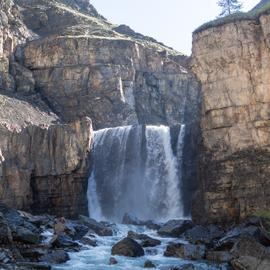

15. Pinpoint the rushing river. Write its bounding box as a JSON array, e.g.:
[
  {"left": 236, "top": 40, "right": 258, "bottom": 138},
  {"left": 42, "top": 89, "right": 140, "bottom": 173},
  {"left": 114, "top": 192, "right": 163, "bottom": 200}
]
[
  {"left": 53, "top": 224, "right": 227, "bottom": 270},
  {"left": 53, "top": 124, "right": 227, "bottom": 270}
]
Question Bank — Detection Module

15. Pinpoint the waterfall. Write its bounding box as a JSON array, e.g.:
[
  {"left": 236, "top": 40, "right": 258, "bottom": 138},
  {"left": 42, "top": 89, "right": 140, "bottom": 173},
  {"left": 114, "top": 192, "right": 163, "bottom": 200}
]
[{"left": 88, "top": 124, "right": 186, "bottom": 222}]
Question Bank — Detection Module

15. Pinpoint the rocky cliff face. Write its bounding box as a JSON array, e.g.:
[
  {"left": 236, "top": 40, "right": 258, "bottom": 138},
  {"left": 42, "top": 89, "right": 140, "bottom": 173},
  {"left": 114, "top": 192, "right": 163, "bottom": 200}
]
[
  {"left": 0, "top": 117, "right": 92, "bottom": 217},
  {"left": 191, "top": 14, "right": 270, "bottom": 224},
  {"left": 12, "top": 0, "right": 200, "bottom": 130},
  {"left": 0, "top": 0, "right": 94, "bottom": 217},
  {"left": 0, "top": 0, "right": 200, "bottom": 217}
]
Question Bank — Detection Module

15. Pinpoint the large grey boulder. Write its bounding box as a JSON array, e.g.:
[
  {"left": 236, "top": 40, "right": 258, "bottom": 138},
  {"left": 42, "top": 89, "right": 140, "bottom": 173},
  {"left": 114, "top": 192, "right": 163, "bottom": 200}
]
[
  {"left": 164, "top": 243, "right": 205, "bottom": 260},
  {"left": 231, "top": 236, "right": 270, "bottom": 270},
  {"left": 111, "top": 237, "right": 144, "bottom": 257},
  {"left": 158, "top": 220, "right": 194, "bottom": 237}
]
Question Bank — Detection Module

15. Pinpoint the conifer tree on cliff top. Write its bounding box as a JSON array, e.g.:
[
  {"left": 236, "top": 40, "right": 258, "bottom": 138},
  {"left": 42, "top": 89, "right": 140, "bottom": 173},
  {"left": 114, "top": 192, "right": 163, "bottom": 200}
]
[{"left": 217, "top": 0, "right": 242, "bottom": 17}]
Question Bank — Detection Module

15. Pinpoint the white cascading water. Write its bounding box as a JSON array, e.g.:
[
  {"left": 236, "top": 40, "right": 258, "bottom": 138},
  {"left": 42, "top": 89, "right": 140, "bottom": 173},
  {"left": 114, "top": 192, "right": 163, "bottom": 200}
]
[
  {"left": 87, "top": 124, "right": 186, "bottom": 222},
  {"left": 144, "top": 126, "right": 183, "bottom": 220}
]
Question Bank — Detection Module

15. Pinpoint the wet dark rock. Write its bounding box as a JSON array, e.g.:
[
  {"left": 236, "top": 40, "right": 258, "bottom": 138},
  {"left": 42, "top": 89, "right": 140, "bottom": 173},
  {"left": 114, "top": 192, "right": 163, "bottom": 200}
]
[
  {"left": 127, "top": 231, "right": 161, "bottom": 247},
  {"left": 158, "top": 220, "right": 194, "bottom": 237},
  {"left": 164, "top": 243, "right": 205, "bottom": 260},
  {"left": 41, "top": 250, "right": 70, "bottom": 264},
  {"left": 122, "top": 213, "right": 144, "bottom": 226},
  {"left": 71, "top": 223, "right": 89, "bottom": 240},
  {"left": 0, "top": 249, "right": 13, "bottom": 264},
  {"left": 145, "top": 221, "right": 161, "bottom": 231},
  {"left": 141, "top": 238, "right": 161, "bottom": 248},
  {"left": 0, "top": 213, "right": 13, "bottom": 244},
  {"left": 16, "top": 262, "right": 51, "bottom": 269},
  {"left": 243, "top": 216, "right": 261, "bottom": 227},
  {"left": 144, "top": 260, "right": 156, "bottom": 268},
  {"left": 184, "top": 225, "right": 224, "bottom": 246},
  {"left": 19, "top": 247, "right": 47, "bottom": 261},
  {"left": 122, "top": 214, "right": 160, "bottom": 230},
  {"left": 111, "top": 237, "right": 144, "bottom": 257},
  {"left": 0, "top": 204, "right": 25, "bottom": 231},
  {"left": 170, "top": 264, "right": 197, "bottom": 270},
  {"left": 79, "top": 215, "right": 113, "bottom": 236},
  {"left": 205, "top": 251, "right": 233, "bottom": 263},
  {"left": 109, "top": 257, "right": 118, "bottom": 265},
  {"left": 53, "top": 217, "right": 80, "bottom": 239},
  {"left": 12, "top": 226, "right": 40, "bottom": 244},
  {"left": 80, "top": 236, "right": 97, "bottom": 247},
  {"left": 231, "top": 236, "right": 270, "bottom": 270},
  {"left": 20, "top": 213, "right": 54, "bottom": 228},
  {"left": 50, "top": 234, "right": 79, "bottom": 249},
  {"left": 215, "top": 225, "right": 261, "bottom": 251}
]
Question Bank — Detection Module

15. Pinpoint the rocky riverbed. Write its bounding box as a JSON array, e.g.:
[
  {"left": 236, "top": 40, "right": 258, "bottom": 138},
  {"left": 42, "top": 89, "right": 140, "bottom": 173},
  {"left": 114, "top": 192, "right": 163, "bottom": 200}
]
[{"left": 1, "top": 204, "right": 270, "bottom": 270}]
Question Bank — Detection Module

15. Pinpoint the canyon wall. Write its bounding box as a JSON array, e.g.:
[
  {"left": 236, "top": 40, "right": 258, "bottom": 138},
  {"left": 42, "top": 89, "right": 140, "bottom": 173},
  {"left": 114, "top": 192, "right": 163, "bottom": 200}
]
[
  {"left": 14, "top": 0, "right": 200, "bottom": 130},
  {"left": 0, "top": 0, "right": 200, "bottom": 217},
  {"left": 192, "top": 15, "right": 270, "bottom": 224},
  {"left": 0, "top": 117, "right": 93, "bottom": 217},
  {"left": 0, "top": 0, "right": 93, "bottom": 217}
]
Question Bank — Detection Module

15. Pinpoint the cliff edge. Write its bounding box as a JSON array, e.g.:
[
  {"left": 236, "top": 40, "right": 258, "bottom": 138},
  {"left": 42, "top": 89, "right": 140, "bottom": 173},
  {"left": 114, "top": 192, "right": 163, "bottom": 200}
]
[{"left": 191, "top": 1, "right": 270, "bottom": 224}]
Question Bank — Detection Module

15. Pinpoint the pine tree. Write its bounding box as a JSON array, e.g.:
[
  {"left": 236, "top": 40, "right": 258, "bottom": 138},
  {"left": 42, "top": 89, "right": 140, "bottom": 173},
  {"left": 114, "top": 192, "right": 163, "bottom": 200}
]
[{"left": 217, "top": 0, "right": 242, "bottom": 17}]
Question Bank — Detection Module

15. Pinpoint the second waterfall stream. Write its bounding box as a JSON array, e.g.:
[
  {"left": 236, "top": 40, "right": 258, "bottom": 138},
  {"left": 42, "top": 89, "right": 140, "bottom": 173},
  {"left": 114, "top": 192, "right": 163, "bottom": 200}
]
[{"left": 88, "top": 125, "right": 186, "bottom": 222}]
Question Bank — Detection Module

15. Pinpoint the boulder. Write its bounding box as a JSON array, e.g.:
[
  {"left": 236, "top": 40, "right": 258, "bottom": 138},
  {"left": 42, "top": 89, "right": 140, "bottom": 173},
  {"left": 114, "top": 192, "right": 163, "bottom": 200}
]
[
  {"left": 0, "top": 213, "right": 13, "bottom": 244},
  {"left": 19, "top": 212, "right": 54, "bottom": 228},
  {"left": 111, "top": 237, "right": 144, "bottom": 257},
  {"left": 71, "top": 223, "right": 89, "bottom": 240},
  {"left": 41, "top": 250, "right": 70, "bottom": 264},
  {"left": 12, "top": 226, "right": 40, "bottom": 244},
  {"left": 170, "top": 264, "right": 198, "bottom": 270},
  {"left": 53, "top": 218, "right": 71, "bottom": 235},
  {"left": 184, "top": 225, "right": 224, "bottom": 246},
  {"left": 16, "top": 262, "right": 51, "bottom": 270},
  {"left": 122, "top": 214, "right": 160, "bottom": 230},
  {"left": 0, "top": 249, "right": 13, "bottom": 264},
  {"left": 145, "top": 221, "right": 161, "bottom": 231},
  {"left": 205, "top": 251, "right": 233, "bottom": 263},
  {"left": 231, "top": 236, "right": 270, "bottom": 270},
  {"left": 144, "top": 260, "right": 156, "bottom": 268},
  {"left": 50, "top": 234, "right": 79, "bottom": 249},
  {"left": 0, "top": 204, "right": 24, "bottom": 230},
  {"left": 109, "top": 257, "right": 118, "bottom": 265},
  {"left": 158, "top": 220, "right": 194, "bottom": 237},
  {"left": 122, "top": 213, "right": 144, "bottom": 225},
  {"left": 215, "top": 225, "right": 261, "bottom": 251},
  {"left": 164, "top": 243, "right": 205, "bottom": 260},
  {"left": 19, "top": 247, "right": 47, "bottom": 261},
  {"left": 79, "top": 215, "right": 113, "bottom": 236},
  {"left": 80, "top": 236, "right": 97, "bottom": 247},
  {"left": 127, "top": 231, "right": 161, "bottom": 247}
]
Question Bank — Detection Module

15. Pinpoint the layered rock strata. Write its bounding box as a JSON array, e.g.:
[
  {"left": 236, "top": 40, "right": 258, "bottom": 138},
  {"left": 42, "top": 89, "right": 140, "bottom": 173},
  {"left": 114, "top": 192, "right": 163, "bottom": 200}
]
[
  {"left": 11, "top": 0, "right": 200, "bottom": 130},
  {"left": 0, "top": 117, "right": 92, "bottom": 217},
  {"left": 0, "top": 0, "right": 201, "bottom": 217},
  {"left": 191, "top": 14, "right": 270, "bottom": 223}
]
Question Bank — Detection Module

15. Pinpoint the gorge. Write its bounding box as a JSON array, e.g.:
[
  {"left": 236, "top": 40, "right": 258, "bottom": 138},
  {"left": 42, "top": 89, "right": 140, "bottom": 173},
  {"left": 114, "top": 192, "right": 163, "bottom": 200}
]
[{"left": 0, "top": 0, "right": 270, "bottom": 269}]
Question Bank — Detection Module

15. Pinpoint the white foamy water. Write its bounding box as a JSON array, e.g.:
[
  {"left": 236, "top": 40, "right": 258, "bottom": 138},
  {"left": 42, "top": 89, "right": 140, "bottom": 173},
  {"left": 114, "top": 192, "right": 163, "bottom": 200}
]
[
  {"left": 52, "top": 224, "right": 225, "bottom": 270},
  {"left": 88, "top": 125, "right": 186, "bottom": 222}
]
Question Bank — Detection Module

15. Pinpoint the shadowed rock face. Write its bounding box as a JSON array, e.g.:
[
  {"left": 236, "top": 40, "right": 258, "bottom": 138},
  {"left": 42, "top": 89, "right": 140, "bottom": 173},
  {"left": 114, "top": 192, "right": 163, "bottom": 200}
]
[
  {"left": 0, "top": 117, "right": 93, "bottom": 217},
  {"left": 191, "top": 15, "right": 270, "bottom": 224}
]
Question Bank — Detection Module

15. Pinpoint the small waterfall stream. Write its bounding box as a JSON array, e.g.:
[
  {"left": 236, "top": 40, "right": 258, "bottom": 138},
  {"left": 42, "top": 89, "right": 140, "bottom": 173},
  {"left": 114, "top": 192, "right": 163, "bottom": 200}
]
[{"left": 88, "top": 125, "right": 186, "bottom": 222}]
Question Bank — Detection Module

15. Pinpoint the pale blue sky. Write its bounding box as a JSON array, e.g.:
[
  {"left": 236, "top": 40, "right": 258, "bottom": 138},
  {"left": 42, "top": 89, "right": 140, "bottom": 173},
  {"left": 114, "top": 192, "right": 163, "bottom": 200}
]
[{"left": 91, "top": 0, "right": 259, "bottom": 55}]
